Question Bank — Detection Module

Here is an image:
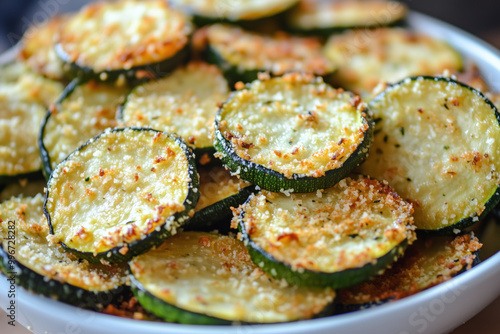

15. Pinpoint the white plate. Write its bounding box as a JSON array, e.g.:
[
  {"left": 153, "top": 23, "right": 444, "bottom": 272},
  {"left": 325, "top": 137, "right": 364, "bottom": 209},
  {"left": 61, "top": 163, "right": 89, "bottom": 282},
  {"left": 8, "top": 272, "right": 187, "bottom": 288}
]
[{"left": 1, "top": 11, "right": 500, "bottom": 334}]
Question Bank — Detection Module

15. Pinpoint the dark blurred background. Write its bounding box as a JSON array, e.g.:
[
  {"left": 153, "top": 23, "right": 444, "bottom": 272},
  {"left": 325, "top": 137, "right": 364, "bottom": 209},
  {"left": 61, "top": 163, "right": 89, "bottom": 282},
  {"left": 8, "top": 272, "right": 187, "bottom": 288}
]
[{"left": 1, "top": 0, "right": 500, "bottom": 52}]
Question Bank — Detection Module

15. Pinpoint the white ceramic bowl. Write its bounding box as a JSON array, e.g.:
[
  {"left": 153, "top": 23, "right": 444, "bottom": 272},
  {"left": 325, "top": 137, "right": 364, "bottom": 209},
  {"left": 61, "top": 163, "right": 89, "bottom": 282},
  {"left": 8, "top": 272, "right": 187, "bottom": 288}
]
[{"left": 0, "top": 11, "right": 499, "bottom": 334}]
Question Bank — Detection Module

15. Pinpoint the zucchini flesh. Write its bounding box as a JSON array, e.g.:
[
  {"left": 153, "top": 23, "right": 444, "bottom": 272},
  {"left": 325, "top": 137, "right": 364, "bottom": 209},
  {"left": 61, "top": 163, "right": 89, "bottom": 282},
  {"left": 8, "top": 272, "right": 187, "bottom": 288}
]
[
  {"left": 129, "top": 231, "right": 335, "bottom": 324},
  {"left": 236, "top": 175, "right": 416, "bottom": 288},
  {"left": 44, "top": 128, "right": 199, "bottom": 262},
  {"left": 358, "top": 77, "right": 500, "bottom": 232},
  {"left": 170, "top": 0, "right": 299, "bottom": 23},
  {"left": 324, "top": 28, "right": 463, "bottom": 94},
  {"left": 184, "top": 166, "right": 255, "bottom": 231},
  {"left": 0, "top": 195, "right": 128, "bottom": 308},
  {"left": 40, "top": 79, "right": 129, "bottom": 177},
  {"left": 287, "top": 0, "right": 407, "bottom": 34},
  {"left": 19, "top": 15, "right": 66, "bottom": 80},
  {"left": 56, "top": 0, "right": 192, "bottom": 80},
  {"left": 214, "top": 73, "right": 372, "bottom": 193},
  {"left": 121, "top": 61, "right": 229, "bottom": 162},
  {"left": 205, "top": 24, "right": 334, "bottom": 86},
  {"left": 0, "top": 63, "right": 63, "bottom": 181},
  {"left": 335, "top": 233, "right": 482, "bottom": 312}
]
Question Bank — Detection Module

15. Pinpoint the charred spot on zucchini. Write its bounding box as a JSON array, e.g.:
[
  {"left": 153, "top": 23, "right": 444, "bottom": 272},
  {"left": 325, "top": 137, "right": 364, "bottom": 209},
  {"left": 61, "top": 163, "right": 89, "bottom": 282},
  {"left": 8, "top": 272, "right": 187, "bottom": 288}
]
[
  {"left": 286, "top": 0, "right": 407, "bottom": 35},
  {"left": 129, "top": 231, "right": 335, "bottom": 324},
  {"left": 170, "top": 0, "right": 299, "bottom": 25},
  {"left": 44, "top": 128, "right": 199, "bottom": 263},
  {"left": 0, "top": 195, "right": 128, "bottom": 309},
  {"left": 184, "top": 166, "right": 255, "bottom": 232},
  {"left": 40, "top": 79, "right": 129, "bottom": 178},
  {"left": 55, "top": 0, "right": 193, "bottom": 82},
  {"left": 205, "top": 24, "right": 334, "bottom": 86},
  {"left": 0, "top": 62, "right": 63, "bottom": 183},
  {"left": 358, "top": 76, "right": 500, "bottom": 233},
  {"left": 236, "top": 175, "right": 416, "bottom": 288},
  {"left": 18, "top": 15, "right": 67, "bottom": 80},
  {"left": 324, "top": 28, "right": 463, "bottom": 95},
  {"left": 214, "top": 73, "right": 373, "bottom": 193},
  {"left": 335, "top": 233, "right": 482, "bottom": 313},
  {"left": 120, "top": 62, "right": 229, "bottom": 165}
]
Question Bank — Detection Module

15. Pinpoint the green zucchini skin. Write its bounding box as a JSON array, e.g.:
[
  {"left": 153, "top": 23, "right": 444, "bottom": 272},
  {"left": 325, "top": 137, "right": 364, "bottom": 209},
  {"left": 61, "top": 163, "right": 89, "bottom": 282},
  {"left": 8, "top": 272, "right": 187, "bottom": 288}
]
[
  {"left": 44, "top": 128, "right": 200, "bottom": 263},
  {"left": 0, "top": 245, "right": 125, "bottom": 309},
  {"left": 184, "top": 185, "right": 257, "bottom": 232},
  {"left": 214, "top": 99, "right": 373, "bottom": 193},
  {"left": 55, "top": 43, "right": 190, "bottom": 84},
  {"left": 360, "top": 76, "right": 500, "bottom": 234},
  {"left": 130, "top": 274, "right": 231, "bottom": 325},
  {"left": 239, "top": 211, "right": 408, "bottom": 289}
]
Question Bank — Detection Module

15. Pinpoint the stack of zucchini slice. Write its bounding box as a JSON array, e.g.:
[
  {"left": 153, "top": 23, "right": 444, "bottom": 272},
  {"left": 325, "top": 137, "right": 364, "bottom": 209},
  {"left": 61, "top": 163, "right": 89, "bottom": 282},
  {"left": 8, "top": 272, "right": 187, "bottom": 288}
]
[{"left": 0, "top": 0, "right": 496, "bottom": 327}]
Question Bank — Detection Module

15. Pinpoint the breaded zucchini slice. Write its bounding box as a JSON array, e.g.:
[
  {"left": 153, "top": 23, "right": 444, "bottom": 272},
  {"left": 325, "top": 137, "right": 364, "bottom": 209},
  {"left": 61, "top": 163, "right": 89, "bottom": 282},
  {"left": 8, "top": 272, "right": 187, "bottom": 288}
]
[
  {"left": 129, "top": 231, "right": 335, "bottom": 324},
  {"left": 44, "top": 128, "right": 199, "bottom": 263},
  {"left": 358, "top": 76, "right": 500, "bottom": 232},
  {"left": 205, "top": 24, "right": 334, "bottom": 86},
  {"left": 0, "top": 63, "right": 63, "bottom": 182},
  {"left": 19, "top": 15, "right": 66, "bottom": 80},
  {"left": 184, "top": 166, "right": 255, "bottom": 232},
  {"left": 214, "top": 73, "right": 372, "bottom": 193},
  {"left": 0, "top": 195, "right": 128, "bottom": 308},
  {"left": 324, "top": 28, "right": 463, "bottom": 94},
  {"left": 286, "top": 0, "right": 407, "bottom": 35},
  {"left": 55, "top": 0, "right": 192, "bottom": 81},
  {"left": 40, "top": 79, "right": 129, "bottom": 178},
  {"left": 169, "top": 0, "right": 299, "bottom": 25},
  {"left": 235, "top": 175, "right": 416, "bottom": 288},
  {"left": 120, "top": 62, "right": 229, "bottom": 165},
  {"left": 335, "top": 233, "right": 482, "bottom": 313}
]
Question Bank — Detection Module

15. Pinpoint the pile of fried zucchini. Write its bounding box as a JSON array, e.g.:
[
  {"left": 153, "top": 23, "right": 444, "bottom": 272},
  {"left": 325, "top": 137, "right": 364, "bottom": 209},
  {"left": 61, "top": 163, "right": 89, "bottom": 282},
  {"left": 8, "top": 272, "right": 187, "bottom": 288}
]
[{"left": 0, "top": 0, "right": 498, "bottom": 325}]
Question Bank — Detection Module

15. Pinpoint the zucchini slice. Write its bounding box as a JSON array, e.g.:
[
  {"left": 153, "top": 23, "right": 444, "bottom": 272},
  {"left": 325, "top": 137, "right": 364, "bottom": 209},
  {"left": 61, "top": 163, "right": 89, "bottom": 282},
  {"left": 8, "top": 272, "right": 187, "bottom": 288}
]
[
  {"left": 0, "top": 195, "right": 128, "bottom": 309},
  {"left": 214, "top": 73, "right": 373, "bottom": 193},
  {"left": 358, "top": 76, "right": 500, "bottom": 232},
  {"left": 335, "top": 233, "right": 482, "bottom": 313},
  {"left": 18, "top": 15, "right": 66, "bottom": 80},
  {"left": 170, "top": 0, "right": 299, "bottom": 25},
  {"left": 205, "top": 24, "right": 334, "bottom": 86},
  {"left": 129, "top": 231, "right": 335, "bottom": 324},
  {"left": 184, "top": 166, "right": 255, "bottom": 232},
  {"left": 0, "top": 63, "right": 63, "bottom": 183},
  {"left": 55, "top": 0, "right": 193, "bottom": 81},
  {"left": 44, "top": 128, "right": 199, "bottom": 263},
  {"left": 286, "top": 0, "right": 407, "bottom": 35},
  {"left": 324, "top": 28, "right": 463, "bottom": 95},
  {"left": 40, "top": 79, "right": 129, "bottom": 178},
  {"left": 235, "top": 175, "right": 416, "bottom": 288},
  {"left": 120, "top": 61, "right": 229, "bottom": 165}
]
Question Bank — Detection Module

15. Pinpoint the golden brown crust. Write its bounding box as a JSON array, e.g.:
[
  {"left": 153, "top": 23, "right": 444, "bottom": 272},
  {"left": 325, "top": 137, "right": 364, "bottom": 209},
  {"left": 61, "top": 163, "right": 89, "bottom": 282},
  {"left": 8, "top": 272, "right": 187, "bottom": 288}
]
[
  {"left": 336, "top": 233, "right": 482, "bottom": 305},
  {"left": 57, "top": 0, "right": 193, "bottom": 72},
  {"left": 241, "top": 175, "right": 415, "bottom": 273}
]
